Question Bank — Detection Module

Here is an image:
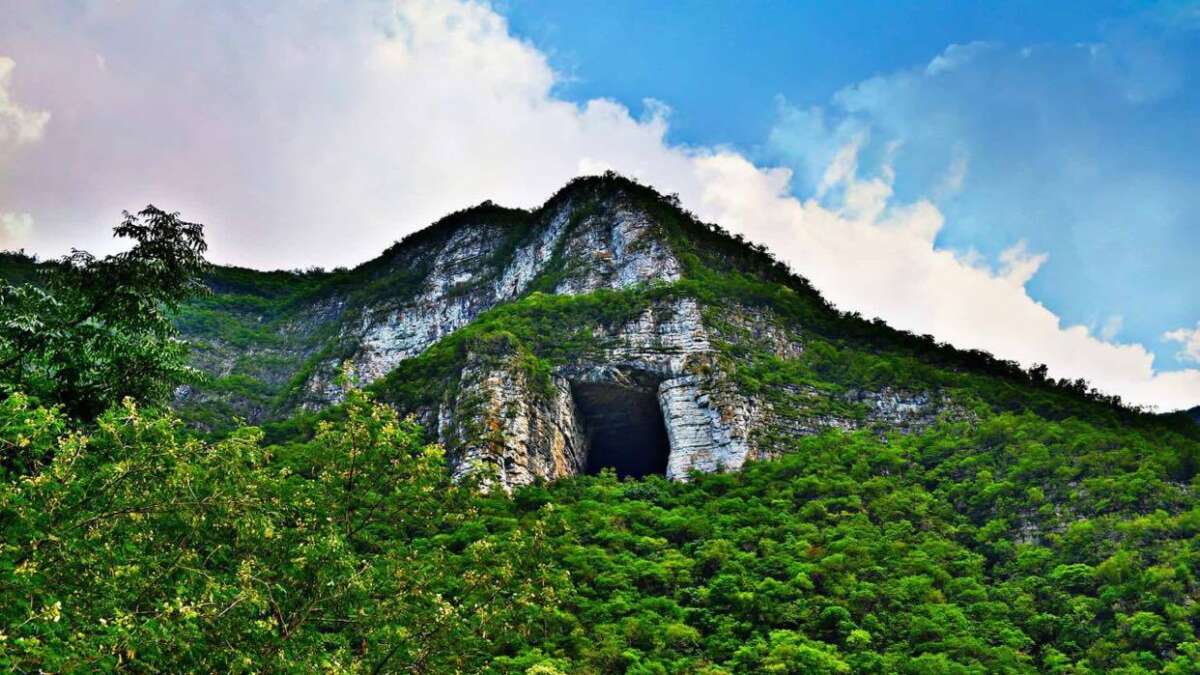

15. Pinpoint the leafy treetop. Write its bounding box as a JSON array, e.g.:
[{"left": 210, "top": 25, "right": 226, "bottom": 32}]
[{"left": 0, "top": 205, "right": 208, "bottom": 420}]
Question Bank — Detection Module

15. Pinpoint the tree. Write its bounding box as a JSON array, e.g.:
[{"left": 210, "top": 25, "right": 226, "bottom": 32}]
[{"left": 0, "top": 206, "right": 208, "bottom": 419}]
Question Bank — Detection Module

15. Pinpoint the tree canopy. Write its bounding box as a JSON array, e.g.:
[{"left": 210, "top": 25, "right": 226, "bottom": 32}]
[{"left": 0, "top": 206, "right": 208, "bottom": 420}]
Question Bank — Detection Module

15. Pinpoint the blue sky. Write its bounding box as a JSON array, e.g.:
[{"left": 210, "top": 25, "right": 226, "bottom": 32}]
[
  {"left": 505, "top": 0, "right": 1200, "bottom": 371},
  {"left": 506, "top": 1, "right": 1145, "bottom": 147},
  {"left": 0, "top": 0, "right": 1197, "bottom": 408}
]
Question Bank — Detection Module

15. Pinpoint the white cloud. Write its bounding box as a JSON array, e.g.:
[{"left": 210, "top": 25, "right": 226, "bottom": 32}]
[
  {"left": 1165, "top": 323, "right": 1200, "bottom": 363},
  {"left": 0, "top": 212, "right": 34, "bottom": 247},
  {"left": 0, "top": 57, "right": 49, "bottom": 145},
  {"left": 0, "top": 0, "right": 1197, "bottom": 411},
  {"left": 816, "top": 132, "right": 866, "bottom": 197},
  {"left": 686, "top": 143, "right": 1200, "bottom": 411},
  {"left": 934, "top": 145, "right": 968, "bottom": 197},
  {"left": 926, "top": 41, "right": 992, "bottom": 75},
  {"left": 1100, "top": 315, "right": 1124, "bottom": 342},
  {"left": 0, "top": 56, "right": 48, "bottom": 256},
  {"left": 998, "top": 240, "right": 1048, "bottom": 287}
]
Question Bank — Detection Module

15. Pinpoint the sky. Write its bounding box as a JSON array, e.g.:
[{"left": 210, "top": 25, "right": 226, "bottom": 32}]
[{"left": 0, "top": 0, "right": 1198, "bottom": 411}]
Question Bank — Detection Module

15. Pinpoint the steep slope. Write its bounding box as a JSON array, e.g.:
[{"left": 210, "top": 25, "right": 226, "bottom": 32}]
[
  {"left": 174, "top": 182, "right": 678, "bottom": 420},
  {"left": 173, "top": 174, "right": 1197, "bottom": 491}
]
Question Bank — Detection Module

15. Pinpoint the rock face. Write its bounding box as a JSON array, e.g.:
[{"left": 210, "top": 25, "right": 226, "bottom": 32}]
[
  {"left": 439, "top": 297, "right": 758, "bottom": 487},
  {"left": 352, "top": 200, "right": 678, "bottom": 384},
  {"left": 442, "top": 354, "right": 589, "bottom": 487},
  {"left": 179, "top": 178, "right": 963, "bottom": 491},
  {"left": 297, "top": 195, "right": 683, "bottom": 410},
  {"left": 425, "top": 292, "right": 959, "bottom": 491}
]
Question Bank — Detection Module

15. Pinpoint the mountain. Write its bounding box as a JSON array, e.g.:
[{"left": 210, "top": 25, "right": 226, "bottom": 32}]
[
  {"left": 6, "top": 173, "right": 1200, "bottom": 672},
  {"left": 172, "top": 173, "right": 1194, "bottom": 490}
]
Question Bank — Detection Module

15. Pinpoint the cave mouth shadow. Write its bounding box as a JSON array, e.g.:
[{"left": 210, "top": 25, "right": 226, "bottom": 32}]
[{"left": 572, "top": 381, "right": 670, "bottom": 479}]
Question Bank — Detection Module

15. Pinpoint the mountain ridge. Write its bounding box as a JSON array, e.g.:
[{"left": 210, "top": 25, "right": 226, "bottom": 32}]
[{"left": 155, "top": 173, "right": 1197, "bottom": 489}]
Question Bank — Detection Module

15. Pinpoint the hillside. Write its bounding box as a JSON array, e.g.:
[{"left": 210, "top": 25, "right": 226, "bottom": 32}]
[
  {"left": 3, "top": 174, "right": 1200, "bottom": 672},
  {"left": 170, "top": 173, "right": 1195, "bottom": 489}
]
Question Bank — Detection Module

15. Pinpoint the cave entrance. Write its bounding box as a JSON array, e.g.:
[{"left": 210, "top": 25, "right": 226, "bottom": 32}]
[{"left": 572, "top": 381, "right": 670, "bottom": 479}]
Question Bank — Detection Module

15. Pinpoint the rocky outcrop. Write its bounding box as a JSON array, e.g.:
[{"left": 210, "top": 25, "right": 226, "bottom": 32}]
[
  {"left": 552, "top": 203, "right": 681, "bottom": 295},
  {"left": 432, "top": 296, "right": 756, "bottom": 489},
  {"left": 297, "top": 195, "right": 686, "bottom": 410},
  {"left": 430, "top": 294, "right": 960, "bottom": 491},
  {"left": 442, "top": 356, "right": 588, "bottom": 488},
  {"left": 179, "top": 179, "right": 965, "bottom": 491},
  {"left": 660, "top": 375, "right": 760, "bottom": 478}
]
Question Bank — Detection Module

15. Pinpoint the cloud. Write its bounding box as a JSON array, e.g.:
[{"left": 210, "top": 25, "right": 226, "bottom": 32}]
[
  {"left": 0, "top": 0, "right": 1197, "bottom": 410},
  {"left": 1100, "top": 315, "right": 1124, "bottom": 342},
  {"left": 998, "top": 240, "right": 1048, "bottom": 287},
  {"left": 0, "top": 211, "right": 34, "bottom": 248},
  {"left": 0, "top": 57, "right": 45, "bottom": 253},
  {"left": 933, "top": 144, "right": 968, "bottom": 197},
  {"left": 0, "top": 57, "right": 49, "bottom": 146},
  {"left": 767, "top": 25, "right": 1200, "bottom": 375},
  {"left": 688, "top": 140, "right": 1200, "bottom": 411},
  {"left": 0, "top": 0, "right": 700, "bottom": 265},
  {"left": 925, "top": 41, "right": 993, "bottom": 76},
  {"left": 1165, "top": 323, "right": 1200, "bottom": 363}
]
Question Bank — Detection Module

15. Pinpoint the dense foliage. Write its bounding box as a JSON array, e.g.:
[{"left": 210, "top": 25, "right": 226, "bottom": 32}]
[
  {"left": 2, "top": 386, "right": 1199, "bottom": 672},
  {"left": 2, "top": 187, "right": 1198, "bottom": 671},
  {"left": 0, "top": 207, "right": 207, "bottom": 420}
]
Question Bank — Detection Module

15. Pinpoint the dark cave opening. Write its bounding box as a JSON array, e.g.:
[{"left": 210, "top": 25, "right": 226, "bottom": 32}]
[{"left": 572, "top": 381, "right": 670, "bottom": 479}]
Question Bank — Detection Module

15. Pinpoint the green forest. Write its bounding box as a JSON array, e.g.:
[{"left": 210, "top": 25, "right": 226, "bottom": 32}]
[{"left": 2, "top": 196, "right": 1200, "bottom": 673}]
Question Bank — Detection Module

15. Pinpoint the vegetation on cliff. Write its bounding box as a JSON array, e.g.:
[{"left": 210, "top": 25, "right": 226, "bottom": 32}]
[{"left": 169, "top": 175, "right": 1178, "bottom": 437}]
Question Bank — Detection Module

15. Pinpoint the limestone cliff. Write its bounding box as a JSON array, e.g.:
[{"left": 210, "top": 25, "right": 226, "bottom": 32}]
[{"left": 176, "top": 175, "right": 967, "bottom": 491}]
